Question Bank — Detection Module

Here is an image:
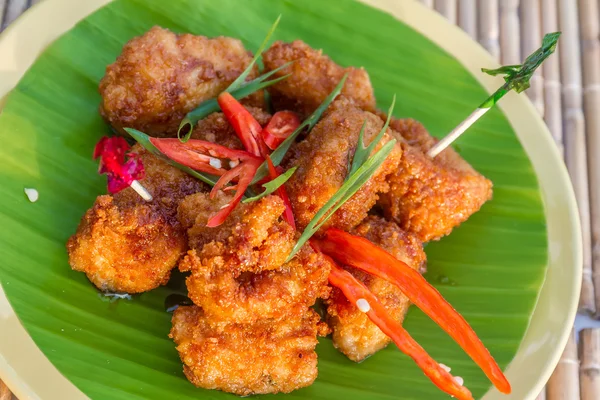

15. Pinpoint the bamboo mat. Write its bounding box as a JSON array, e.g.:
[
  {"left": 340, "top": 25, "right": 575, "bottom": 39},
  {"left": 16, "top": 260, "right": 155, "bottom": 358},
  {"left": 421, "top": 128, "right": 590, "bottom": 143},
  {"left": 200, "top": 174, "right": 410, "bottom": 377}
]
[{"left": 0, "top": 0, "right": 599, "bottom": 399}]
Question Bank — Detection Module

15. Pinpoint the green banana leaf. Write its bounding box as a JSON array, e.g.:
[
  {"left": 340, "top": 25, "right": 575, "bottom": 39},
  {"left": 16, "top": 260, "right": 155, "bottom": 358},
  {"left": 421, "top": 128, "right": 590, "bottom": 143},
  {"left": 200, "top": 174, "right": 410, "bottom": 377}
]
[{"left": 0, "top": 0, "right": 547, "bottom": 399}]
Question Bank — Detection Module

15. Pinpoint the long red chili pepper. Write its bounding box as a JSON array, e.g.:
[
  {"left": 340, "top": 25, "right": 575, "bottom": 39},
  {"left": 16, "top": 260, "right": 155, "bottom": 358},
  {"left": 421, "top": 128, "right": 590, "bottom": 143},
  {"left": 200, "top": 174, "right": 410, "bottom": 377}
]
[
  {"left": 266, "top": 156, "right": 296, "bottom": 230},
  {"left": 321, "top": 251, "right": 474, "bottom": 400},
  {"left": 217, "top": 92, "right": 269, "bottom": 158},
  {"left": 313, "top": 228, "right": 511, "bottom": 394}
]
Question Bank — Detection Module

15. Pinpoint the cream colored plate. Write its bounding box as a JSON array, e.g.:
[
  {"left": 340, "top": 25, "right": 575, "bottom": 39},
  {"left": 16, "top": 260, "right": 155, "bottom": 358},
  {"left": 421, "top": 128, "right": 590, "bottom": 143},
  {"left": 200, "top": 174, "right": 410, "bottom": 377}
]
[{"left": 0, "top": 0, "right": 581, "bottom": 399}]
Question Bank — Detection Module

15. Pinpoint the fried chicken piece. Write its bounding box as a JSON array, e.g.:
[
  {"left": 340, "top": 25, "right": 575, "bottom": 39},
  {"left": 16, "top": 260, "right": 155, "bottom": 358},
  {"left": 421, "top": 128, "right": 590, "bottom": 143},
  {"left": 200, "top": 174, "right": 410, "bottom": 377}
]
[
  {"left": 67, "top": 145, "right": 206, "bottom": 293},
  {"left": 99, "top": 26, "right": 263, "bottom": 138},
  {"left": 379, "top": 118, "right": 493, "bottom": 242},
  {"left": 177, "top": 193, "right": 330, "bottom": 323},
  {"left": 262, "top": 40, "right": 376, "bottom": 118},
  {"left": 171, "top": 305, "right": 327, "bottom": 395},
  {"left": 326, "top": 216, "right": 426, "bottom": 362},
  {"left": 189, "top": 106, "right": 272, "bottom": 149},
  {"left": 284, "top": 97, "right": 402, "bottom": 233}
]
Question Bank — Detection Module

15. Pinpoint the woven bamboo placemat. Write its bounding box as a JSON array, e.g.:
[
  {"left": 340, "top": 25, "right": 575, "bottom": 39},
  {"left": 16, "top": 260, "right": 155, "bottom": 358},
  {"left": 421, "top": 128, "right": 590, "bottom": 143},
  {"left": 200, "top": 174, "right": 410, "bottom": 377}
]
[{"left": 1, "top": 0, "right": 598, "bottom": 399}]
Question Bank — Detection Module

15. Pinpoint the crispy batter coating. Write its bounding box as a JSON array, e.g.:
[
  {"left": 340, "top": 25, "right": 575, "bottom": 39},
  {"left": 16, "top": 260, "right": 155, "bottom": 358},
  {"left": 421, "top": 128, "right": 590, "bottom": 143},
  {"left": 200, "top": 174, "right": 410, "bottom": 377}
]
[
  {"left": 284, "top": 97, "right": 402, "bottom": 233},
  {"left": 99, "top": 26, "right": 263, "bottom": 137},
  {"left": 379, "top": 118, "right": 493, "bottom": 242},
  {"left": 263, "top": 40, "right": 376, "bottom": 117},
  {"left": 326, "top": 216, "right": 426, "bottom": 362},
  {"left": 177, "top": 193, "right": 330, "bottom": 323},
  {"left": 171, "top": 306, "right": 326, "bottom": 395},
  {"left": 67, "top": 145, "right": 206, "bottom": 293},
  {"left": 189, "top": 107, "right": 272, "bottom": 149}
]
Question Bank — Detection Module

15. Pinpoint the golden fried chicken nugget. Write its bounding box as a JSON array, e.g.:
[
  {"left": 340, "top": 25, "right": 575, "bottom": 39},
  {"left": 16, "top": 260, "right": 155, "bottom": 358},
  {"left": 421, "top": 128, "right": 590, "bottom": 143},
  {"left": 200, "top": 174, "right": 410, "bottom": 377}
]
[
  {"left": 177, "top": 192, "right": 294, "bottom": 271},
  {"left": 379, "top": 118, "right": 493, "bottom": 242},
  {"left": 67, "top": 145, "right": 206, "bottom": 293},
  {"left": 284, "top": 97, "right": 402, "bottom": 233},
  {"left": 326, "top": 216, "right": 426, "bottom": 362},
  {"left": 189, "top": 107, "right": 272, "bottom": 149},
  {"left": 262, "top": 40, "right": 376, "bottom": 117},
  {"left": 99, "top": 26, "right": 262, "bottom": 137},
  {"left": 171, "top": 306, "right": 326, "bottom": 395}
]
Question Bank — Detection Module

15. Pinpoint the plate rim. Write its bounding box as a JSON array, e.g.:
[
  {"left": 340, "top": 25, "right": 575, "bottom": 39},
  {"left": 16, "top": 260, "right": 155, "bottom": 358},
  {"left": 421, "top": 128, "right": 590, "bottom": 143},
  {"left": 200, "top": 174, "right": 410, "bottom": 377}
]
[{"left": 0, "top": 0, "right": 582, "bottom": 399}]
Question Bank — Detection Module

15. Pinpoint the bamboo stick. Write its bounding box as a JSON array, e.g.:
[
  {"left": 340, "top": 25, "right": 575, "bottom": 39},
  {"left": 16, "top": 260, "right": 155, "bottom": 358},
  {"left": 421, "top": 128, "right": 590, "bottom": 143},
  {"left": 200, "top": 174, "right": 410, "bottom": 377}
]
[
  {"left": 580, "top": 328, "right": 600, "bottom": 400},
  {"left": 419, "top": 0, "right": 434, "bottom": 8},
  {"left": 499, "top": 0, "right": 521, "bottom": 65},
  {"left": 541, "top": 0, "right": 564, "bottom": 153},
  {"left": 434, "top": 0, "right": 457, "bottom": 24},
  {"left": 547, "top": 330, "right": 580, "bottom": 400},
  {"left": 478, "top": 0, "right": 500, "bottom": 60},
  {"left": 578, "top": 0, "right": 600, "bottom": 318},
  {"left": 0, "top": 379, "right": 12, "bottom": 400},
  {"left": 558, "top": 0, "right": 595, "bottom": 315},
  {"left": 520, "top": 0, "right": 545, "bottom": 115},
  {"left": 458, "top": 0, "right": 477, "bottom": 39},
  {"left": 1, "top": 0, "right": 26, "bottom": 31}
]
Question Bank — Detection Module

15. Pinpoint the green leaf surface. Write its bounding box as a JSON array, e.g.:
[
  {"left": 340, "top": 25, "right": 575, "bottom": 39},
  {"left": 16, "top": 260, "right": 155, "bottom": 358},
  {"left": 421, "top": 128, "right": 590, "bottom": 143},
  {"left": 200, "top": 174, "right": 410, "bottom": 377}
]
[{"left": 0, "top": 1, "right": 547, "bottom": 399}]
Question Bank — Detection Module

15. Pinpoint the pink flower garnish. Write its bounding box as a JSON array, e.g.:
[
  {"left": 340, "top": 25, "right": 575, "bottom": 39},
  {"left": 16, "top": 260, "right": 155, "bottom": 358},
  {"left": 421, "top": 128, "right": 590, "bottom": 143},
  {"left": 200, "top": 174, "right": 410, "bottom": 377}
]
[{"left": 93, "top": 136, "right": 145, "bottom": 194}]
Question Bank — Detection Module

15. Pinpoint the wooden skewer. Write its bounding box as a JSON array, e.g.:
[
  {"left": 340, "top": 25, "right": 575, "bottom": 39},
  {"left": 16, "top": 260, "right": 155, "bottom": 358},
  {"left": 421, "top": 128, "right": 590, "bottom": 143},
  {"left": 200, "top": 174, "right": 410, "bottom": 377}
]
[
  {"left": 541, "top": 0, "right": 564, "bottom": 153},
  {"left": 434, "top": 0, "right": 457, "bottom": 24},
  {"left": 419, "top": 0, "right": 434, "bottom": 8},
  {"left": 558, "top": 0, "right": 595, "bottom": 315},
  {"left": 458, "top": 0, "right": 477, "bottom": 39},
  {"left": 520, "top": 0, "right": 545, "bottom": 115},
  {"left": 580, "top": 328, "right": 600, "bottom": 400},
  {"left": 478, "top": 0, "right": 500, "bottom": 60},
  {"left": 578, "top": 0, "right": 600, "bottom": 318},
  {"left": 547, "top": 330, "right": 581, "bottom": 400},
  {"left": 499, "top": 0, "right": 521, "bottom": 65}
]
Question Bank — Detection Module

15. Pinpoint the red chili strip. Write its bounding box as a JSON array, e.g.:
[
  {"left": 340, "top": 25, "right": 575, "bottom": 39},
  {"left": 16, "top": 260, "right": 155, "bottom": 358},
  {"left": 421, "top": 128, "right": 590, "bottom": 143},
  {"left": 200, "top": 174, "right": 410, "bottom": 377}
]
[
  {"left": 314, "top": 228, "right": 511, "bottom": 394},
  {"left": 266, "top": 156, "right": 296, "bottom": 230},
  {"left": 218, "top": 92, "right": 269, "bottom": 158},
  {"left": 261, "top": 110, "right": 301, "bottom": 150},
  {"left": 321, "top": 250, "right": 474, "bottom": 400},
  {"left": 94, "top": 136, "right": 145, "bottom": 194}
]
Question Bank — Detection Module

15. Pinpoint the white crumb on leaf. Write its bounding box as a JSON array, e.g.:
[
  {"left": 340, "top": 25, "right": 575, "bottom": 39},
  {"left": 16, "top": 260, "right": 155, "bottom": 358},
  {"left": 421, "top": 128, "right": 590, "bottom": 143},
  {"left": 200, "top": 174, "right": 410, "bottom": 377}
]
[
  {"left": 356, "top": 298, "right": 371, "bottom": 313},
  {"left": 24, "top": 188, "right": 39, "bottom": 202}
]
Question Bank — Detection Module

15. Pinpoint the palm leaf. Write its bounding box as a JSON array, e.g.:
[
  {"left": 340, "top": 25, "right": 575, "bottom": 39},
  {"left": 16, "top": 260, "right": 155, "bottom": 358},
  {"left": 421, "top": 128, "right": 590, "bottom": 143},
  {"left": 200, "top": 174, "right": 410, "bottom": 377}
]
[{"left": 0, "top": 0, "right": 547, "bottom": 399}]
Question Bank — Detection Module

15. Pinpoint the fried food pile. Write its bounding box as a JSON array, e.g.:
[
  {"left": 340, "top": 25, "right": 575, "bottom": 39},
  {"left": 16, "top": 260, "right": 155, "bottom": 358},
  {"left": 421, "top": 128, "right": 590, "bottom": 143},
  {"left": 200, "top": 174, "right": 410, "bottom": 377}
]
[{"left": 67, "top": 26, "right": 493, "bottom": 396}]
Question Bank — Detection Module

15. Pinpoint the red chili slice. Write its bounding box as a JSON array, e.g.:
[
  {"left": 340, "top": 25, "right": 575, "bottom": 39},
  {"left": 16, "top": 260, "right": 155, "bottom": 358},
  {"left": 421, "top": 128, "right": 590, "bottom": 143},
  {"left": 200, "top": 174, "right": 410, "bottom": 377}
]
[
  {"left": 261, "top": 111, "right": 301, "bottom": 150},
  {"left": 94, "top": 136, "right": 145, "bottom": 194},
  {"left": 217, "top": 92, "right": 269, "bottom": 158},
  {"left": 266, "top": 155, "right": 296, "bottom": 230},
  {"left": 320, "top": 250, "right": 474, "bottom": 400},
  {"left": 313, "top": 228, "right": 511, "bottom": 395}
]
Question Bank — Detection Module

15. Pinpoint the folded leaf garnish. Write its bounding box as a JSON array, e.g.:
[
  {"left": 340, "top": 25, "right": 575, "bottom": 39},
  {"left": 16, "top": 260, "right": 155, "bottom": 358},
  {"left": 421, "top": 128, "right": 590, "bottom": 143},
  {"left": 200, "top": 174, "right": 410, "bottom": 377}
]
[
  {"left": 427, "top": 31, "right": 560, "bottom": 158},
  {"left": 177, "top": 16, "right": 284, "bottom": 141},
  {"left": 286, "top": 139, "right": 396, "bottom": 261},
  {"left": 125, "top": 128, "right": 219, "bottom": 186},
  {"left": 242, "top": 166, "right": 297, "bottom": 203},
  {"left": 314, "top": 228, "right": 512, "bottom": 395},
  {"left": 347, "top": 95, "right": 395, "bottom": 179},
  {"left": 252, "top": 73, "right": 348, "bottom": 184},
  {"left": 320, "top": 249, "right": 474, "bottom": 400},
  {"left": 177, "top": 65, "right": 292, "bottom": 142}
]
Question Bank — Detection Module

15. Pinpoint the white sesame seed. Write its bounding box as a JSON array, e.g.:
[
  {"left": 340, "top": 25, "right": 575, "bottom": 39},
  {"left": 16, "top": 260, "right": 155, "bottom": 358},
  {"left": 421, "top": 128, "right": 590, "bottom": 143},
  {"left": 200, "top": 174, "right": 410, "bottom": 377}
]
[
  {"left": 24, "top": 188, "right": 39, "bottom": 202},
  {"left": 439, "top": 363, "right": 451, "bottom": 372},
  {"left": 209, "top": 157, "right": 222, "bottom": 169},
  {"left": 454, "top": 376, "right": 464, "bottom": 386},
  {"left": 356, "top": 298, "right": 371, "bottom": 313}
]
